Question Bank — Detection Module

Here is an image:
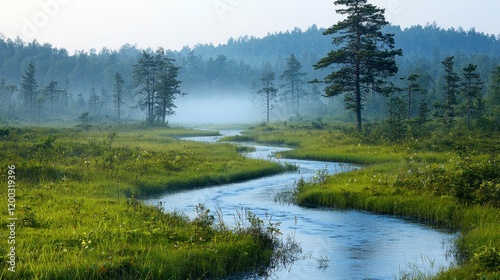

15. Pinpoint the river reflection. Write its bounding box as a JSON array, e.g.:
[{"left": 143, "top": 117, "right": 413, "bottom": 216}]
[{"left": 145, "top": 130, "right": 456, "bottom": 279}]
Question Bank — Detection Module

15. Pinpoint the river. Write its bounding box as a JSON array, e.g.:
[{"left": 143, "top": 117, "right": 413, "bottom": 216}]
[{"left": 145, "top": 130, "right": 456, "bottom": 279}]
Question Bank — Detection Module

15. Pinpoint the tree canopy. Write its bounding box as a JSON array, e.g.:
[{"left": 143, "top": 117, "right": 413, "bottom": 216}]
[{"left": 313, "top": 0, "right": 402, "bottom": 130}]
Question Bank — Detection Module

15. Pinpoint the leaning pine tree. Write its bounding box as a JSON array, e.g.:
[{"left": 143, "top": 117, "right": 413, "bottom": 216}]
[{"left": 312, "top": 0, "right": 402, "bottom": 131}]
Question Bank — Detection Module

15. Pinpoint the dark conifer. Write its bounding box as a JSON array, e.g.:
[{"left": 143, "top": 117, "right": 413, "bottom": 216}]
[{"left": 313, "top": 0, "right": 402, "bottom": 131}]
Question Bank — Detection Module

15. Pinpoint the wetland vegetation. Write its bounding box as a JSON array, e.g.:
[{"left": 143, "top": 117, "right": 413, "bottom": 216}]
[
  {"left": 2, "top": 120, "right": 498, "bottom": 279},
  {"left": 0, "top": 124, "right": 295, "bottom": 279},
  {"left": 233, "top": 122, "right": 500, "bottom": 279}
]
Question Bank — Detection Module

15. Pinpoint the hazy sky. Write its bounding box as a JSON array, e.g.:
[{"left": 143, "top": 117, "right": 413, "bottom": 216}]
[{"left": 1, "top": 0, "right": 499, "bottom": 53}]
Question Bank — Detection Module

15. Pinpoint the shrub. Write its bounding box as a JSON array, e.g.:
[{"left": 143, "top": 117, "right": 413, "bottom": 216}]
[
  {"left": 396, "top": 147, "right": 499, "bottom": 206},
  {"left": 472, "top": 245, "right": 500, "bottom": 273}
]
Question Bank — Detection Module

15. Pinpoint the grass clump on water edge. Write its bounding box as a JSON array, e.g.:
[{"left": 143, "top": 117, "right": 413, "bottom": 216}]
[
  {"left": 244, "top": 122, "right": 500, "bottom": 279},
  {"left": 0, "top": 125, "right": 298, "bottom": 279}
]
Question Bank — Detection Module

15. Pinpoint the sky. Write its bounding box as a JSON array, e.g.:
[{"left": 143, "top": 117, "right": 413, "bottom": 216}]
[{"left": 1, "top": 0, "right": 499, "bottom": 53}]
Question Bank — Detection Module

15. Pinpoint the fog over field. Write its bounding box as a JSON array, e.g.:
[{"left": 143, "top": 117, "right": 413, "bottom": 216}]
[{"left": 169, "top": 93, "right": 261, "bottom": 125}]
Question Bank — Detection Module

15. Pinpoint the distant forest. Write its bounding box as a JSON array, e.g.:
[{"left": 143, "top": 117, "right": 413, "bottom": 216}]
[{"left": 1, "top": 23, "right": 500, "bottom": 126}]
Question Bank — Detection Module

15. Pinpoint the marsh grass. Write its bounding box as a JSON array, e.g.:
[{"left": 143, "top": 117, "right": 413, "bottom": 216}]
[
  {"left": 241, "top": 122, "right": 500, "bottom": 279},
  {"left": 0, "top": 125, "right": 294, "bottom": 279},
  {"left": 396, "top": 254, "right": 441, "bottom": 280}
]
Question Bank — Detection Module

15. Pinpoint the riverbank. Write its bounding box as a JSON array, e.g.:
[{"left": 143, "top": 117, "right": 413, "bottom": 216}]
[
  {"left": 229, "top": 123, "right": 500, "bottom": 279},
  {"left": 0, "top": 125, "right": 293, "bottom": 279},
  {"left": 149, "top": 132, "right": 454, "bottom": 279}
]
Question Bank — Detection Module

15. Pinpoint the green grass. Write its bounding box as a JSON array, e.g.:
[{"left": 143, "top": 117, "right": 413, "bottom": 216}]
[
  {"left": 241, "top": 122, "right": 500, "bottom": 279},
  {"left": 0, "top": 125, "right": 294, "bottom": 279}
]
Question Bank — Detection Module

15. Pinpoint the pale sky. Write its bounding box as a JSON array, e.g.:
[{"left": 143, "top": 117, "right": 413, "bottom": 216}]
[{"left": 1, "top": 0, "right": 499, "bottom": 53}]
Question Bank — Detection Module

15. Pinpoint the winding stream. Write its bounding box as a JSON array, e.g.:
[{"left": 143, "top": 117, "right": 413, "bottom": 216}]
[{"left": 145, "top": 130, "right": 456, "bottom": 279}]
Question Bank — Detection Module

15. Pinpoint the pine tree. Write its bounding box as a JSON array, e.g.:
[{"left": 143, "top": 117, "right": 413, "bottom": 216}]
[
  {"left": 133, "top": 52, "right": 157, "bottom": 124},
  {"left": 461, "top": 64, "right": 483, "bottom": 130},
  {"left": 435, "top": 56, "right": 461, "bottom": 129},
  {"left": 258, "top": 66, "right": 279, "bottom": 123},
  {"left": 404, "top": 74, "right": 422, "bottom": 122},
  {"left": 20, "top": 61, "right": 39, "bottom": 121},
  {"left": 155, "top": 48, "right": 182, "bottom": 124},
  {"left": 312, "top": 0, "right": 402, "bottom": 131},
  {"left": 280, "top": 54, "right": 306, "bottom": 116},
  {"left": 43, "top": 81, "right": 61, "bottom": 116},
  {"left": 132, "top": 49, "right": 183, "bottom": 124},
  {"left": 113, "top": 72, "right": 125, "bottom": 121},
  {"left": 88, "top": 85, "right": 100, "bottom": 116},
  {"left": 62, "top": 76, "right": 71, "bottom": 110},
  {"left": 386, "top": 95, "right": 407, "bottom": 141}
]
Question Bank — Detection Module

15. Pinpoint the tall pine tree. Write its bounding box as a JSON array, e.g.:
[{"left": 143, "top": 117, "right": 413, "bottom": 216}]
[
  {"left": 258, "top": 66, "right": 279, "bottom": 123},
  {"left": 43, "top": 80, "right": 61, "bottom": 117},
  {"left": 403, "top": 74, "right": 422, "bottom": 122},
  {"left": 113, "top": 72, "right": 125, "bottom": 121},
  {"left": 313, "top": 0, "right": 402, "bottom": 131},
  {"left": 133, "top": 52, "right": 157, "bottom": 124},
  {"left": 20, "top": 61, "right": 39, "bottom": 122},
  {"left": 435, "top": 56, "right": 460, "bottom": 129},
  {"left": 88, "top": 85, "right": 100, "bottom": 116},
  {"left": 280, "top": 54, "right": 306, "bottom": 116},
  {"left": 461, "top": 64, "right": 483, "bottom": 130},
  {"left": 155, "top": 48, "right": 182, "bottom": 124}
]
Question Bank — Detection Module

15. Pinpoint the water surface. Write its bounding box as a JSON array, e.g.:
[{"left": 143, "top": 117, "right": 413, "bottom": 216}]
[{"left": 145, "top": 131, "right": 455, "bottom": 279}]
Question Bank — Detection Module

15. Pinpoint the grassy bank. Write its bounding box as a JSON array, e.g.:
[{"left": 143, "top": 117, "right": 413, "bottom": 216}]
[
  {"left": 239, "top": 122, "right": 500, "bottom": 279},
  {"left": 0, "top": 125, "right": 294, "bottom": 279}
]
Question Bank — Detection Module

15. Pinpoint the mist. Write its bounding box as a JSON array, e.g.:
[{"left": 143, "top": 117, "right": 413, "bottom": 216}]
[{"left": 169, "top": 92, "right": 262, "bottom": 126}]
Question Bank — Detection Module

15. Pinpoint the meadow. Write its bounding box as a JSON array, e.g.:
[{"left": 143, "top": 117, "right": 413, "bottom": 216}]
[
  {"left": 230, "top": 122, "right": 500, "bottom": 279},
  {"left": 0, "top": 124, "right": 294, "bottom": 279}
]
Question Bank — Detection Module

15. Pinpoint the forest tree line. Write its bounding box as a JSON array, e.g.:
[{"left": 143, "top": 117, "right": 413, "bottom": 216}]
[{"left": 0, "top": 23, "right": 500, "bottom": 132}]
